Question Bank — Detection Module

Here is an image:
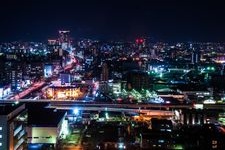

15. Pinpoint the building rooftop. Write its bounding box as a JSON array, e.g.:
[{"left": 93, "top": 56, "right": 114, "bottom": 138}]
[{"left": 27, "top": 107, "right": 66, "bottom": 127}]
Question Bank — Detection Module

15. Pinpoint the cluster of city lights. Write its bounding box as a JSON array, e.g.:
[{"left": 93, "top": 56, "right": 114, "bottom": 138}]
[{"left": 120, "top": 89, "right": 164, "bottom": 103}]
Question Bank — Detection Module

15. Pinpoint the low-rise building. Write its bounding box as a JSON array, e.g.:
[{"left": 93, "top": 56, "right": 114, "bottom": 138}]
[{"left": 26, "top": 108, "right": 68, "bottom": 149}]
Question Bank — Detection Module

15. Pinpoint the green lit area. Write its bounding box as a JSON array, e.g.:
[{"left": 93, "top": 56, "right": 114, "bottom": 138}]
[
  {"left": 66, "top": 134, "right": 80, "bottom": 144},
  {"left": 147, "top": 69, "right": 164, "bottom": 78},
  {"left": 206, "top": 66, "right": 215, "bottom": 71},
  {"left": 218, "top": 113, "right": 225, "bottom": 125},
  {"left": 98, "top": 111, "right": 126, "bottom": 122},
  {"left": 201, "top": 66, "right": 216, "bottom": 73},
  {"left": 219, "top": 118, "right": 225, "bottom": 125},
  {"left": 58, "top": 125, "right": 83, "bottom": 149},
  {"left": 118, "top": 88, "right": 162, "bottom": 103},
  {"left": 171, "top": 144, "right": 184, "bottom": 149}
]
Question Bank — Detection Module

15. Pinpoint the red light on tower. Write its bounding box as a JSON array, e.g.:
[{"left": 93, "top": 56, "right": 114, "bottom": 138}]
[
  {"left": 136, "top": 39, "right": 139, "bottom": 43},
  {"left": 136, "top": 38, "right": 144, "bottom": 44}
]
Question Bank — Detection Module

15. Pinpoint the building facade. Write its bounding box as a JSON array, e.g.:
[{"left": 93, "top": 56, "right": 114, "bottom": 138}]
[{"left": 0, "top": 103, "right": 27, "bottom": 150}]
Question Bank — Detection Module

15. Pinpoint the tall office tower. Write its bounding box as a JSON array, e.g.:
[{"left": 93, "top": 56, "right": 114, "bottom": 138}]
[
  {"left": 0, "top": 103, "right": 27, "bottom": 150},
  {"left": 58, "top": 30, "right": 72, "bottom": 53},
  {"left": 59, "top": 30, "right": 70, "bottom": 44},
  {"left": 11, "top": 64, "right": 23, "bottom": 91},
  {"left": 135, "top": 38, "right": 146, "bottom": 51},
  {"left": 3, "top": 62, "right": 12, "bottom": 86},
  {"left": 191, "top": 50, "right": 200, "bottom": 64},
  {"left": 1, "top": 60, "right": 23, "bottom": 91},
  {"left": 101, "top": 63, "right": 109, "bottom": 81},
  {"left": 190, "top": 43, "right": 200, "bottom": 64},
  {"left": 151, "top": 49, "right": 156, "bottom": 59},
  {"left": 47, "top": 39, "right": 61, "bottom": 57}
]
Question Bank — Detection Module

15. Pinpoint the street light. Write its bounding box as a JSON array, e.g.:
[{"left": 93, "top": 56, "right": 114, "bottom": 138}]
[{"left": 73, "top": 107, "right": 79, "bottom": 116}]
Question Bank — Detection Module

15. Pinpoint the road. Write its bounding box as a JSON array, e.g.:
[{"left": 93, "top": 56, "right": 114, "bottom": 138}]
[
  {"left": 51, "top": 106, "right": 174, "bottom": 117},
  {"left": 9, "top": 81, "right": 46, "bottom": 100},
  {"left": 4, "top": 96, "right": 225, "bottom": 111}
]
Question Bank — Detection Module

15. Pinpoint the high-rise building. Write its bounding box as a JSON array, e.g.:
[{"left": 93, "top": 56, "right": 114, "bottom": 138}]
[
  {"left": 0, "top": 103, "right": 27, "bottom": 150},
  {"left": 101, "top": 63, "right": 109, "bottom": 81},
  {"left": 23, "top": 63, "right": 44, "bottom": 81},
  {"left": 135, "top": 38, "right": 146, "bottom": 51},
  {"left": 191, "top": 52, "right": 200, "bottom": 64},
  {"left": 0, "top": 61, "right": 12, "bottom": 86},
  {"left": 190, "top": 43, "right": 200, "bottom": 64},
  {"left": 11, "top": 65, "right": 23, "bottom": 91},
  {"left": 0, "top": 60, "right": 23, "bottom": 91},
  {"left": 58, "top": 30, "right": 70, "bottom": 44},
  {"left": 47, "top": 39, "right": 61, "bottom": 57},
  {"left": 58, "top": 30, "right": 71, "bottom": 53}
]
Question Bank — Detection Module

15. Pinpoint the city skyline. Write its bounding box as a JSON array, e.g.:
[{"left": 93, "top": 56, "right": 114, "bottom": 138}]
[
  {"left": 0, "top": 0, "right": 225, "bottom": 42},
  {"left": 1, "top": 1, "right": 225, "bottom": 150}
]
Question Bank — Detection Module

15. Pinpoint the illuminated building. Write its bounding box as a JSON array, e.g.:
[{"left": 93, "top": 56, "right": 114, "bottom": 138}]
[
  {"left": 44, "top": 64, "right": 53, "bottom": 78},
  {"left": 0, "top": 60, "right": 24, "bottom": 91},
  {"left": 0, "top": 61, "right": 14, "bottom": 89},
  {"left": 47, "top": 39, "right": 62, "bottom": 57},
  {"left": 190, "top": 44, "right": 201, "bottom": 64},
  {"left": 108, "top": 82, "right": 122, "bottom": 95},
  {"left": 135, "top": 38, "right": 146, "bottom": 51},
  {"left": 213, "top": 56, "right": 225, "bottom": 64},
  {"left": 27, "top": 108, "right": 68, "bottom": 149},
  {"left": 0, "top": 86, "right": 11, "bottom": 99},
  {"left": 156, "top": 88, "right": 185, "bottom": 103},
  {"left": 0, "top": 103, "right": 27, "bottom": 150},
  {"left": 59, "top": 30, "right": 70, "bottom": 44},
  {"left": 25, "top": 63, "right": 44, "bottom": 80},
  {"left": 58, "top": 30, "right": 72, "bottom": 53},
  {"left": 46, "top": 86, "right": 87, "bottom": 100},
  {"left": 151, "top": 49, "right": 156, "bottom": 59},
  {"left": 60, "top": 73, "right": 71, "bottom": 85},
  {"left": 11, "top": 65, "right": 23, "bottom": 91},
  {"left": 191, "top": 52, "right": 200, "bottom": 64},
  {"left": 48, "top": 31, "right": 72, "bottom": 58},
  {"left": 101, "top": 62, "right": 109, "bottom": 81}
]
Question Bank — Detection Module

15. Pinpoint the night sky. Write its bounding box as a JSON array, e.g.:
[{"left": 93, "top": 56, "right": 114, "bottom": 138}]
[{"left": 0, "top": 0, "right": 225, "bottom": 42}]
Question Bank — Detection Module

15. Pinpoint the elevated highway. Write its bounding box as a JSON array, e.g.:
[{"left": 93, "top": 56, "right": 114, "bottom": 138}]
[
  {"left": 1, "top": 99, "right": 225, "bottom": 111},
  {"left": 1, "top": 99, "right": 192, "bottom": 109}
]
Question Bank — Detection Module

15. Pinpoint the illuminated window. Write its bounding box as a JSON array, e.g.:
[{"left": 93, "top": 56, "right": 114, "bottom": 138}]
[
  {"left": 0, "top": 135, "right": 2, "bottom": 138},
  {"left": 0, "top": 127, "right": 2, "bottom": 130},
  {"left": 0, "top": 142, "right": 2, "bottom": 146},
  {"left": 212, "top": 140, "right": 217, "bottom": 144}
]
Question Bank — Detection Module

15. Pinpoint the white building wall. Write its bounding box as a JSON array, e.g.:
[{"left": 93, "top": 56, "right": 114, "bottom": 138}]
[{"left": 26, "top": 127, "right": 58, "bottom": 144}]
